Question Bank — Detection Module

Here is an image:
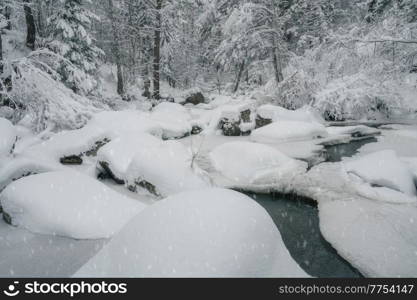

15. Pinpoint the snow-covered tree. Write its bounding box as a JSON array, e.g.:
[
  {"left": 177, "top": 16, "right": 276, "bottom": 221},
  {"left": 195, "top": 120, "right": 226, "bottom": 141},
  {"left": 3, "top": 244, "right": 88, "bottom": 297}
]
[{"left": 47, "top": 0, "right": 103, "bottom": 94}]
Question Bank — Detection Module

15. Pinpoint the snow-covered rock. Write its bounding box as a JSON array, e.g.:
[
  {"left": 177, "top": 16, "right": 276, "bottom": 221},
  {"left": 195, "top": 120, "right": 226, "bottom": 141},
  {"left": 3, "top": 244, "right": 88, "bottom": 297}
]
[
  {"left": 251, "top": 121, "right": 328, "bottom": 143},
  {"left": 344, "top": 150, "right": 416, "bottom": 197},
  {"left": 150, "top": 102, "right": 192, "bottom": 139},
  {"left": 75, "top": 188, "right": 308, "bottom": 277},
  {"left": 0, "top": 171, "right": 145, "bottom": 239},
  {"left": 21, "top": 126, "right": 110, "bottom": 164},
  {"left": 293, "top": 162, "right": 417, "bottom": 277},
  {"left": 125, "top": 140, "right": 209, "bottom": 197},
  {"left": 209, "top": 141, "right": 307, "bottom": 192},
  {"left": 87, "top": 110, "right": 163, "bottom": 138},
  {"left": 319, "top": 198, "right": 417, "bottom": 277},
  {"left": 97, "top": 133, "right": 162, "bottom": 183},
  {"left": 0, "top": 157, "right": 62, "bottom": 192},
  {"left": 256, "top": 105, "right": 325, "bottom": 125},
  {"left": 326, "top": 125, "right": 380, "bottom": 138},
  {"left": 0, "top": 118, "right": 17, "bottom": 156}
]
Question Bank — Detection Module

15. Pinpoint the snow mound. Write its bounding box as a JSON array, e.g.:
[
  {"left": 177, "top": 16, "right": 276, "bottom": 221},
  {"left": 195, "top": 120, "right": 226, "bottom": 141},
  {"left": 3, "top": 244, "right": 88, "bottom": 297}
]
[
  {"left": 97, "top": 133, "right": 162, "bottom": 183},
  {"left": 327, "top": 125, "right": 380, "bottom": 138},
  {"left": 75, "top": 188, "right": 308, "bottom": 277},
  {"left": 251, "top": 121, "right": 328, "bottom": 143},
  {"left": 150, "top": 102, "right": 192, "bottom": 139},
  {"left": 209, "top": 142, "right": 307, "bottom": 192},
  {"left": 293, "top": 162, "right": 417, "bottom": 277},
  {"left": 257, "top": 105, "right": 324, "bottom": 124},
  {"left": 0, "top": 118, "right": 17, "bottom": 156},
  {"left": 202, "top": 102, "right": 252, "bottom": 134},
  {"left": 0, "top": 171, "right": 145, "bottom": 239},
  {"left": 319, "top": 198, "right": 417, "bottom": 277},
  {"left": 21, "top": 126, "right": 109, "bottom": 163},
  {"left": 125, "top": 141, "right": 209, "bottom": 197},
  {"left": 0, "top": 158, "right": 62, "bottom": 192},
  {"left": 87, "top": 110, "right": 163, "bottom": 138},
  {"left": 344, "top": 150, "right": 416, "bottom": 197}
]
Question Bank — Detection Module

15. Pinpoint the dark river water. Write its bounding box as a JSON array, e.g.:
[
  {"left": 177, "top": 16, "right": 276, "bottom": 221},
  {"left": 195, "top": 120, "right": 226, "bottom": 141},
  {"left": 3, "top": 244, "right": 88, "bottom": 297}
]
[{"left": 246, "top": 137, "right": 379, "bottom": 277}]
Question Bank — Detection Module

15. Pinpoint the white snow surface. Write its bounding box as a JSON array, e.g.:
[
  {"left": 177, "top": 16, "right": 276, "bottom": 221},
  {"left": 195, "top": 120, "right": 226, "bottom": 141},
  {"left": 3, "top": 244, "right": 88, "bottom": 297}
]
[
  {"left": 293, "top": 162, "right": 417, "bottom": 277},
  {"left": 326, "top": 125, "right": 380, "bottom": 137},
  {"left": 0, "top": 118, "right": 17, "bottom": 157},
  {"left": 251, "top": 121, "right": 328, "bottom": 143},
  {"left": 150, "top": 102, "right": 192, "bottom": 139},
  {"left": 75, "top": 188, "right": 308, "bottom": 277},
  {"left": 257, "top": 105, "right": 325, "bottom": 124},
  {"left": 209, "top": 141, "right": 307, "bottom": 191},
  {"left": 97, "top": 133, "right": 162, "bottom": 181},
  {"left": 0, "top": 171, "right": 145, "bottom": 239},
  {"left": 125, "top": 140, "right": 209, "bottom": 197},
  {"left": 343, "top": 150, "right": 416, "bottom": 197}
]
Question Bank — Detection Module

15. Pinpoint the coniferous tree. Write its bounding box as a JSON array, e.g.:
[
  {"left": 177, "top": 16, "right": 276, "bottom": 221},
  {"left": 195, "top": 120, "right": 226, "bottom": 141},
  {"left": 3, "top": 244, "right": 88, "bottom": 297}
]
[{"left": 47, "top": 0, "right": 103, "bottom": 94}]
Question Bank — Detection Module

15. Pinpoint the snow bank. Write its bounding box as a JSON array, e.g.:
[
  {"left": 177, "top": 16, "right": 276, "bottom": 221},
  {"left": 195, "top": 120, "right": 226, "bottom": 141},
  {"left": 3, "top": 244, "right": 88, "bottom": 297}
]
[
  {"left": 326, "top": 125, "right": 380, "bottom": 138},
  {"left": 97, "top": 133, "right": 162, "bottom": 182},
  {"left": 0, "top": 158, "right": 62, "bottom": 192},
  {"left": 21, "top": 126, "right": 109, "bottom": 163},
  {"left": 209, "top": 142, "right": 307, "bottom": 192},
  {"left": 150, "top": 102, "right": 192, "bottom": 139},
  {"left": 251, "top": 121, "right": 328, "bottom": 143},
  {"left": 257, "top": 105, "right": 325, "bottom": 124},
  {"left": 0, "top": 171, "right": 145, "bottom": 239},
  {"left": 0, "top": 118, "right": 17, "bottom": 156},
  {"left": 344, "top": 150, "right": 416, "bottom": 196},
  {"left": 75, "top": 188, "right": 308, "bottom": 277},
  {"left": 293, "top": 162, "right": 417, "bottom": 277},
  {"left": 319, "top": 198, "right": 417, "bottom": 277},
  {"left": 87, "top": 111, "right": 163, "bottom": 138},
  {"left": 125, "top": 141, "right": 209, "bottom": 197}
]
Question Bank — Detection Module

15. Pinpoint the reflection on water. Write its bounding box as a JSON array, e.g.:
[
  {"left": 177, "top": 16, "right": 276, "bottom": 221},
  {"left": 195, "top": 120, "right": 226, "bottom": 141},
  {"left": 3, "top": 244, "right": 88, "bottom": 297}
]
[{"left": 246, "top": 193, "right": 362, "bottom": 278}]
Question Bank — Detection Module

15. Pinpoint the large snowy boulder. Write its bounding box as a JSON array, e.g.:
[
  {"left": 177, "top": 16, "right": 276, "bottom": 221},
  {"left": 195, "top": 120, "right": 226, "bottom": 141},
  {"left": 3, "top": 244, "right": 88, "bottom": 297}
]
[
  {"left": 75, "top": 188, "right": 308, "bottom": 277},
  {"left": 0, "top": 118, "right": 17, "bottom": 156},
  {"left": 87, "top": 110, "right": 163, "bottom": 138},
  {"left": 293, "top": 162, "right": 417, "bottom": 277},
  {"left": 210, "top": 142, "right": 307, "bottom": 192},
  {"left": 125, "top": 140, "right": 209, "bottom": 197},
  {"left": 0, "top": 157, "right": 62, "bottom": 192},
  {"left": 21, "top": 126, "right": 110, "bottom": 165},
  {"left": 256, "top": 105, "right": 324, "bottom": 128},
  {"left": 319, "top": 198, "right": 417, "bottom": 277},
  {"left": 0, "top": 171, "right": 145, "bottom": 239},
  {"left": 97, "top": 133, "right": 162, "bottom": 183},
  {"left": 343, "top": 150, "right": 416, "bottom": 197},
  {"left": 251, "top": 121, "right": 328, "bottom": 143},
  {"left": 150, "top": 102, "right": 192, "bottom": 139}
]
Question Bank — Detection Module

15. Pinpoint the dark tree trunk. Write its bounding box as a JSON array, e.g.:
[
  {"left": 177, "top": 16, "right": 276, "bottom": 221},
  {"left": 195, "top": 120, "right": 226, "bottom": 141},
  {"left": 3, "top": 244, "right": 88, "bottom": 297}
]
[
  {"left": 0, "top": 33, "right": 3, "bottom": 75},
  {"left": 24, "top": 0, "right": 36, "bottom": 51},
  {"left": 233, "top": 60, "right": 245, "bottom": 93},
  {"left": 5, "top": 6, "right": 11, "bottom": 30},
  {"left": 272, "top": 49, "right": 284, "bottom": 83},
  {"left": 153, "top": 0, "right": 162, "bottom": 100},
  {"left": 107, "top": 0, "right": 124, "bottom": 96}
]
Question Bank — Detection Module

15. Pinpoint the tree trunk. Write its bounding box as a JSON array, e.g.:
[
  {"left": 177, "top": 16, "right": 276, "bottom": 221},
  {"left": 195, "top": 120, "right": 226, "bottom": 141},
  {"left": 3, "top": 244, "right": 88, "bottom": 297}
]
[
  {"left": 24, "top": 0, "right": 36, "bottom": 51},
  {"left": 272, "top": 48, "right": 284, "bottom": 83},
  {"left": 233, "top": 60, "right": 245, "bottom": 93},
  {"left": 107, "top": 0, "right": 124, "bottom": 95},
  {"left": 0, "top": 33, "right": 3, "bottom": 75},
  {"left": 153, "top": 0, "right": 162, "bottom": 100},
  {"left": 5, "top": 6, "right": 11, "bottom": 30}
]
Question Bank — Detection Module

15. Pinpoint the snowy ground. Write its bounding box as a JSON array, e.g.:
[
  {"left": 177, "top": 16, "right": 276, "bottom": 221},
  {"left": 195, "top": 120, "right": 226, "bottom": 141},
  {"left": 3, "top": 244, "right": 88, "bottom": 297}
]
[{"left": 1, "top": 97, "right": 417, "bottom": 277}]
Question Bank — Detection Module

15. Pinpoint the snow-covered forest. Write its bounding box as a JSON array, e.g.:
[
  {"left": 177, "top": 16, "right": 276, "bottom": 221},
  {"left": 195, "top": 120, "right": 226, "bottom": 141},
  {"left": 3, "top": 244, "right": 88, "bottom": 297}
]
[{"left": 0, "top": 0, "right": 417, "bottom": 278}]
